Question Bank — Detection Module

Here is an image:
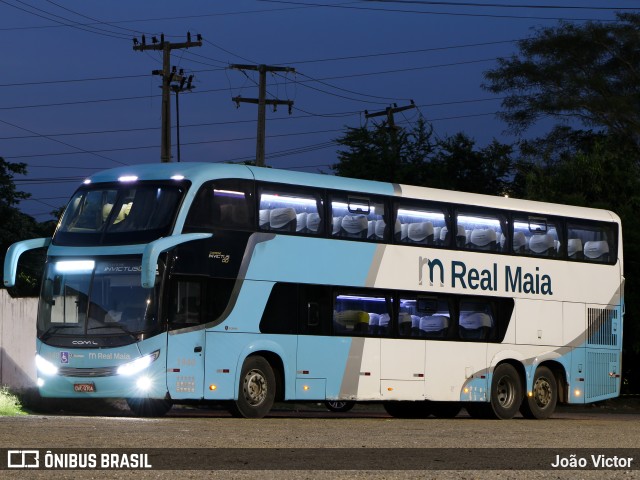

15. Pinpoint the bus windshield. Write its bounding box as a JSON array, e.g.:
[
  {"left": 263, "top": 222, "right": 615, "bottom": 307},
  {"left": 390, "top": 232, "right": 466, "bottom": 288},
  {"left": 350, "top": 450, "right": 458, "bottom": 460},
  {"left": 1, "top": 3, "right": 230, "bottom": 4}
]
[
  {"left": 37, "top": 258, "right": 161, "bottom": 343},
  {"left": 54, "top": 182, "right": 186, "bottom": 245}
]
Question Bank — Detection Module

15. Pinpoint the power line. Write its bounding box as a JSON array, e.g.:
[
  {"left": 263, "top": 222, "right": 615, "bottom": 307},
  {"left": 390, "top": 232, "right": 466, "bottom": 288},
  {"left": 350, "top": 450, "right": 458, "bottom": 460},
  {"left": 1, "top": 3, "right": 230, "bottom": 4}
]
[
  {"left": 257, "top": 0, "right": 621, "bottom": 21},
  {"left": 365, "top": 1, "right": 639, "bottom": 11}
]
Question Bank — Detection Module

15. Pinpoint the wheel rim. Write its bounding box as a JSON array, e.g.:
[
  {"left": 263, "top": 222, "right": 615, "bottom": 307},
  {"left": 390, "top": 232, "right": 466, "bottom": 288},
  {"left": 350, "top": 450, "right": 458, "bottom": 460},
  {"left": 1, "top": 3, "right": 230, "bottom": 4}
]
[
  {"left": 328, "top": 401, "right": 346, "bottom": 409},
  {"left": 243, "top": 369, "right": 267, "bottom": 406},
  {"left": 496, "top": 375, "right": 517, "bottom": 409},
  {"left": 533, "top": 376, "right": 552, "bottom": 409}
]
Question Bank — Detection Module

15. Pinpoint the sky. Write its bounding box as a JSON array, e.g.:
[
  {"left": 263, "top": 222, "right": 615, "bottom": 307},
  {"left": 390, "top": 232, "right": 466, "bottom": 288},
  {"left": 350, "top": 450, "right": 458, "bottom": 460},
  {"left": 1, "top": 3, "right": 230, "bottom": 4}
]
[{"left": 0, "top": 0, "right": 631, "bottom": 221}]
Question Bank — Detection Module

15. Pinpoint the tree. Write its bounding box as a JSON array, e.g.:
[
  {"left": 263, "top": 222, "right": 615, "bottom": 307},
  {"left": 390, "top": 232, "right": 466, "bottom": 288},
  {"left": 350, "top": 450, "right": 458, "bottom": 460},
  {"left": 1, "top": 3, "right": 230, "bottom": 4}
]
[
  {"left": 0, "top": 157, "right": 56, "bottom": 296},
  {"left": 484, "top": 13, "right": 640, "bottom": 145},
  {"left": 333, "top": 118, "right": 514, "bottom": 196},
  {"left": 333, "top": 117, "right": 436, "bottom": 185}
]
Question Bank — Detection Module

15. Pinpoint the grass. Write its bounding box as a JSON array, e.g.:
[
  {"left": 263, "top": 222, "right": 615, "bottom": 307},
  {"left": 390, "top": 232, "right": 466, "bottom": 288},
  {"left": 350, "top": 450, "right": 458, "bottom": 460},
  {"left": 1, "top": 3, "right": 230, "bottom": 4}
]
[{"left": 0, "top": 386, "right": 28, "bottom": 416}]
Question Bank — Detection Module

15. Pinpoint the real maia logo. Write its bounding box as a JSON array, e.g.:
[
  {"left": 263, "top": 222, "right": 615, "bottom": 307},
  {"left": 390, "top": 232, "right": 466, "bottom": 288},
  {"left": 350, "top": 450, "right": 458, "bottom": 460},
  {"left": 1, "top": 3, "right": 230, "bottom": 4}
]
[{"left": 418, "top": 258, "right": 553, "bottom": 296}]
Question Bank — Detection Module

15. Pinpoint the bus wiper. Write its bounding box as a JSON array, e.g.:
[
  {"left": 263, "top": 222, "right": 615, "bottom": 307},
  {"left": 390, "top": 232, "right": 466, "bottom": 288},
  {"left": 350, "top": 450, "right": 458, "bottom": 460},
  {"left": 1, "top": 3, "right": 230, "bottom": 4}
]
[{"left": 41, "top": 324, "right": 80, "bottom": 340}]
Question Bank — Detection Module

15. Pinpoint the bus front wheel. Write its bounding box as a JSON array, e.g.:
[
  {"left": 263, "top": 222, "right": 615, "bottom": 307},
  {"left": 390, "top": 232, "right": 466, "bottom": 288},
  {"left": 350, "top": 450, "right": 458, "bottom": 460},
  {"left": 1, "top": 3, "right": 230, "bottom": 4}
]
[
  {"left": 126, "top": 397, "right": 172, "bottom": 417},
  {"left": 233, "top": 356, "right": 276, "bottom": 419},
  {"left": 520, "top": 366, "right": 557, "bottom": 419}
]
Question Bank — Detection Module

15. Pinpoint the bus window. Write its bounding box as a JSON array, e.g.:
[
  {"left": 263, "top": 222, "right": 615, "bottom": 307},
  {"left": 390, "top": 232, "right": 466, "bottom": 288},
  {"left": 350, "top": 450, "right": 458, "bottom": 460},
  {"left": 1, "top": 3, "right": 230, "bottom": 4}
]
[
  {"left": 399, "top": 296, "right": 450, "bottom": 338},
  {"left": 513, "top": 216, "right": 563, "bottom": 258},
  {"left": 185, "top": 179, "right": 255, "bottom": 231},
  {"left": 333, "top": 292, "right": 392, "bottom": 336},
  {"left": 567, "top": 222, "right": 616, "bottom": 263},
  {"left": 258, "top": 186, "right": 324, "bottom": 235},
  {"left": 395, "top": 202, "right": 447, "bottom": 247},
  {"left": 456, "top": 211, "right": 506, "bottom": 252},
  {"left": 260, "top": 283, "right": 298, "bottom": 334},
  {"left": 60, "top": 189, "right": 118, "bottom": 232},
  {"left": 331, "top": 195, "right": 388, "bottom": 241},
  {"left": 458, "top": 300, "right": 495, "bottom": 341}
]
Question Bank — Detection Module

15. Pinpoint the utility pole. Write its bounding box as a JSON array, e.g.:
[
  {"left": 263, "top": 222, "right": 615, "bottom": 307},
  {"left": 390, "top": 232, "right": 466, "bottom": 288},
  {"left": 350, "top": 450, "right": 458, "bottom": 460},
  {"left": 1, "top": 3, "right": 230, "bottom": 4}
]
[
  {"left": 365, "top": 101, "right": 415, "bottom": 180},
  {"left": 230, "top": 64, "right": 295, "bottom": 167},
  {"left": 133, "top": 33, "right": 202, "bottom": 162},
  {"left": 170, "top": 69, "right": 195, "bottom": 163}
]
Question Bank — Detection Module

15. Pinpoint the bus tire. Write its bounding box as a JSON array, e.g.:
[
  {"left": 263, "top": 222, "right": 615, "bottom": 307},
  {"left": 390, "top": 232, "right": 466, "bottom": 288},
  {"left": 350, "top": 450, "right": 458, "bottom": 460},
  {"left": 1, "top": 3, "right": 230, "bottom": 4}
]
[
  {"left": 489, "top": 363, "right": 523, "bottom": 420},
  {"left": 234, "top": 356, "right": 276, "bottom": 419},
  {"left": 520, "top": 366, "right": 557, "bottom": 420},
  {"left": 429, "top": 401, "right": 462, "bottom": 418},
  {"left": 383, "top": 401, "right": 431, "bottom": 418},
  {"left": 126, "top": 397, "right": 172, "bottom": 417},
  {"left": 324, "top": 400, "right": 355, "bottom": 413}
]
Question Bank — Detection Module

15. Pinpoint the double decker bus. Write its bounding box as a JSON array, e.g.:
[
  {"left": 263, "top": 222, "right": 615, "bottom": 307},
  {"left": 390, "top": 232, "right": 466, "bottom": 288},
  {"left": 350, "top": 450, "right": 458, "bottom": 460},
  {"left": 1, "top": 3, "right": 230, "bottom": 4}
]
[{"left": 4, "top": 163, "right": 623, "bottom": 419}]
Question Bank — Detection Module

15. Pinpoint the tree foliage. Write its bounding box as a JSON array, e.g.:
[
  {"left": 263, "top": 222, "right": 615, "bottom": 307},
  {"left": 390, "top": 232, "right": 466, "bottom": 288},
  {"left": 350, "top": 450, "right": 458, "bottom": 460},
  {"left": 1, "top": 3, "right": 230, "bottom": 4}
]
[
  {"left": 333, "top": 118, "right": 514, "bottom": 195},
  {"left": 484, "top": 13, "right": 640, "bottom": 144}
]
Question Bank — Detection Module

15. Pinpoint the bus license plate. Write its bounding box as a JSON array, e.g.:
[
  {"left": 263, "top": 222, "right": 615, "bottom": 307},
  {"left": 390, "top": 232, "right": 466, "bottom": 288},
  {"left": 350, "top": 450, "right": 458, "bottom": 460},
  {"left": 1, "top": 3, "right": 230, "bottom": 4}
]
[{"left": 73, "top": 383, "right": 95, "bottom": 393}]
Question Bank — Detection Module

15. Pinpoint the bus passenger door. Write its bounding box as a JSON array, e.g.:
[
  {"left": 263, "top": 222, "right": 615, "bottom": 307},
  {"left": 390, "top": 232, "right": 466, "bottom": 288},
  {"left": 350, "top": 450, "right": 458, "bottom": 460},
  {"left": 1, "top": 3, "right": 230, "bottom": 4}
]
[{"left": 165, "top": 279, "right": 206, "bottom": 400}]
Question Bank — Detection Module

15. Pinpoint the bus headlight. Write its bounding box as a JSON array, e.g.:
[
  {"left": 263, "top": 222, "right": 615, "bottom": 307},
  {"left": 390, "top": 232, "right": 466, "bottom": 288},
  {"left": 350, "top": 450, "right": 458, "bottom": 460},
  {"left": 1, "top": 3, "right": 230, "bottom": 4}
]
[
  {"left": 117, "top": 350, "right": 160, "bottom": 376},
  {"left": 35, "top": 354, "right": 59, "bottom": 375}
]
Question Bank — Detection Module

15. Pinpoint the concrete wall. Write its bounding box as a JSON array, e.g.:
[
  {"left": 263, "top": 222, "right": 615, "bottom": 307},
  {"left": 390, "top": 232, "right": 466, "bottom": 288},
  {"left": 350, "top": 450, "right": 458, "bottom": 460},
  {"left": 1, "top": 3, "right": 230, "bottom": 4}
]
[{"left": 0, "top": 289, "right": 37, "bottom": 391}]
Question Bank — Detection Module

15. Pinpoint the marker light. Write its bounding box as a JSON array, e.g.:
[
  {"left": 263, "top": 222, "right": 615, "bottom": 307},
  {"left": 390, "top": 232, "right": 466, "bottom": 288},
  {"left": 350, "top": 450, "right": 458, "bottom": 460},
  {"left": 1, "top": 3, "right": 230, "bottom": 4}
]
[
  {"left": 118, "top": 175, "right": 138, "bottom": 182},
  {"left": 35, "top": 354, "right": 59, "bottom": 375},
  {"left": 36, "top": 378, "right": 45, "bottom": 387},
  {"left": 117, "top": 350, "right": 160, "bottom": 376},
  {"left": 170, "top": 175, "right": 185, "bottom": 181},
  {"left": 528, "top": 391, "right": 533, "bottom": 397},
  {"left": 55, "top": 260, "right": 95, "bottom": 273},
  {"left": 303, "top": 385, "right": 310, "bottom": 391},
  {"left": 463, "top": 387, "right": 470, "bottom": 394},
  {"left": 83, "top": 179, "right": 92, "bottom": 185},
  {"left": 574, "top": 389, "right": 582, "bottom": 397},
  {"left": 209, "top": 385, "right": 217, "bottom": 391}
]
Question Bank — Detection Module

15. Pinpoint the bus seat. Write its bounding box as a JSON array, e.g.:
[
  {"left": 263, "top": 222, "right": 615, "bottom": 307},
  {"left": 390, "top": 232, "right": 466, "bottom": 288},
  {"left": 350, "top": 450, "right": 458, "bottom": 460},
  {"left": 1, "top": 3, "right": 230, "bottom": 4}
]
[
  {"left": 513, "top": 232, "right": 526, "bottom": 253},
  {"left": 419, "top": 315, "right": 448, "bottom": 338},
  {"left": 102, "top": 203, "right": 114, "bottom": 222},
  {"left": 411, "top": 314, "right": 421, "bottom": 336},
  {"left": 332, "top": 216, "right": 343, "bottom": 235},
  {"left": 341, "top": 215, "right": 368, "bottom": 238},
  {"left": 584, "top": 240, "right": 610, "bottom": 262},
  {"left": 407, "top": 221, "right": 434, "bottom": 244},
  {"left": 374, "top": 219, "right": 386, "bottom": 240},
  {"left": 306, "top": 213, "right": 321, "bottom": 233},
  {"left": 470, "top": 228, "right": 497, "bottom": 251},
  {"left": 368, "top": 312, "right": 380, "bottom": 335},
  {"left": 269, "top": 207, "right": 296, "bottom": 232},
  {"left": 378, "top": 313, "right": 390, "bottom": 335},
  {"left": 367, "top": 221, "right": 376, "bottom": 239},
  {"left": 401, "top": 223, "right": 409, "bottom": 241},
  {"left": 398, "top": 313, "right": 412, "bottom": 336},
  {"left": 439, "top": 226, "right": 448, "bottom": 246},
  {"left": 434, "top": 227, "right": 441, "bottom": 245},
  {"left": 259, "top": 209, "right": 271, "bottom": 229},
  {"left": 459, "top": 312, "right": 493, "bottom": 340},
  {"left": 456, "top": 225, "right": 466, "bottom": 248},
  {"left": 567, "top": 238, "right": 583, "bottom": 259},
  {"left": 296, "top": 212, "right": 308, "bottom": 233},
  {"left": 529, "top": 233, "right": 555, "bottom": 256}
]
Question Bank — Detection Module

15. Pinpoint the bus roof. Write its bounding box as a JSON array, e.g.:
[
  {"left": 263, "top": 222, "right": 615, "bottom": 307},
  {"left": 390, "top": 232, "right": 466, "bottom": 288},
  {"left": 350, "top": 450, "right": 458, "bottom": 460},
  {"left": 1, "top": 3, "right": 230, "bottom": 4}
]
[{"left": 83, "top": 162, "right": 620, "bottom": 224}]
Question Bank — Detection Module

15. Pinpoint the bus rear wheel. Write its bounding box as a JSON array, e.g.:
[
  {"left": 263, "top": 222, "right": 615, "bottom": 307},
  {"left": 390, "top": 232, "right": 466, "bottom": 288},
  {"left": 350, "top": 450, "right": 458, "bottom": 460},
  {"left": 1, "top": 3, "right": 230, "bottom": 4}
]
[
  {"left": 489, "top": 363, "right": 523, "bottom": 419},
  {"left": 520, "top": 366, "right": 557, "bottom": 419},
  {"left": 233, "top": 356, "right": 276, "bottom": 419},
  {"left": 126, "top": 397, "right": 172, "bottom": 417}
]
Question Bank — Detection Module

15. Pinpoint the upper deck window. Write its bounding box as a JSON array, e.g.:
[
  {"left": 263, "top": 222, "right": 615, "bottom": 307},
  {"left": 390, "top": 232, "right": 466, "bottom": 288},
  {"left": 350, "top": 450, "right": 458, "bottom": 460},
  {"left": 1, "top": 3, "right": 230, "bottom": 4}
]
[
  {"left": 331, "top": 194, "right": 388, "bottom": 241},
  {"left": 513, "top": 216, "right": 563, "bottom": 258},
  {"left": 395, "top": 202, "right": 448, "bottom": 247},
  {"left": 456, "top": 210, "right": 507, "bottom": 252},
  {"left": 55, "top": 182, "right": 186, "bottom": 246},
  {"left": 567, "top": 221, "right": 616, "bottom": 263},
  {"left": 185, "top": 179, "right": 255, "bottom": 232},
  {"left": 258, "top": 186, "right": 324, "bottom": 235}
]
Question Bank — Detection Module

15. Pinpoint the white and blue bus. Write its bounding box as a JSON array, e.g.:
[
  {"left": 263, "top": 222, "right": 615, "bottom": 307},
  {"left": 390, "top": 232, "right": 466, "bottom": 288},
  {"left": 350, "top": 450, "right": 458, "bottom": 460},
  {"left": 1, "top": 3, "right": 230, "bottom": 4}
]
[{"left": 4, "top": 163, "right": 623, "bottom": 419}]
